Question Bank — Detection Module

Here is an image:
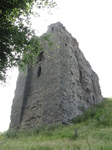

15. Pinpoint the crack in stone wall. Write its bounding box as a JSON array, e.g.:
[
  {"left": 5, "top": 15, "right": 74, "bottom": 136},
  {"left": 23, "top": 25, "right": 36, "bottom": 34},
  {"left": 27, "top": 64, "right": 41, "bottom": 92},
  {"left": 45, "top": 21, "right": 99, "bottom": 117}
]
[{"left": 20, "top": 67, "right": 32, "bottom": 124}]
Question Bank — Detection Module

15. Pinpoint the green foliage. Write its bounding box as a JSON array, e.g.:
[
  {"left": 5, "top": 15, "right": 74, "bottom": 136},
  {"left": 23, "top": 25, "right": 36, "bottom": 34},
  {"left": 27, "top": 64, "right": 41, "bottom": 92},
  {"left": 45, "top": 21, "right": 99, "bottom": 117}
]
[
  {"left": 0, "top": 0, "right": 56, "bottom": 82},
  {"left": 5, "top": 124, "right": 63, "bottom": 139},
  {"left": 5, "top": 130, "right": 19, "bottom": 139},
  {"left": 72, "top": 98, "right": 112, "bottom": 127},
  {"left": 1, "top": 98, "right": 112, "bottom": 150},
  {"left": 94, "top": 98, "right": 112, "bottom": 127}
]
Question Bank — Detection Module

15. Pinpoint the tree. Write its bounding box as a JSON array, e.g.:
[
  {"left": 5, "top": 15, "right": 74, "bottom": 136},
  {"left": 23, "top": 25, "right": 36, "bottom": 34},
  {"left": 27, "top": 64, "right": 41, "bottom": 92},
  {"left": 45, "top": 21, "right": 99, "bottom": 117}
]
[{"left": 0, "top": 0, "right": 56, "bottom": 82}]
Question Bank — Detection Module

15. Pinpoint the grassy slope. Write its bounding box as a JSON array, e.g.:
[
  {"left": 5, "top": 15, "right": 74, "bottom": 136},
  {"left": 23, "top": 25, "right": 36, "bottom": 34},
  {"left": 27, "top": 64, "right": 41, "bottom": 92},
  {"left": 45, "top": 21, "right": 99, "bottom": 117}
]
[{"left": 0, "top": 98, "right": 112, "bottom": 150}]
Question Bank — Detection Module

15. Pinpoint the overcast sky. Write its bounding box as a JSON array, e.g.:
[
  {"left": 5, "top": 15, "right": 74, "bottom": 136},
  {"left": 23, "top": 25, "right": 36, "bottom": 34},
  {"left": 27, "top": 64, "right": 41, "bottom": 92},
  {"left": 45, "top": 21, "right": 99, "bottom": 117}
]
[{"left": 0, "top": 0, "right": 112, "bottom": 132}]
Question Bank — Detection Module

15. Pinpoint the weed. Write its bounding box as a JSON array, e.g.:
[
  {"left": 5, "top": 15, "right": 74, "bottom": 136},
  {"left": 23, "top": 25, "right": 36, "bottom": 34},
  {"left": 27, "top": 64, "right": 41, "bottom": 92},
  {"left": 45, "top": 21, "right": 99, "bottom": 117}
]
[
  {"left": 72, "top": 98, "right": 112, "bottom": 127},
  {"left": 5, "top": 130, "right": 19, "bottom": 138}
]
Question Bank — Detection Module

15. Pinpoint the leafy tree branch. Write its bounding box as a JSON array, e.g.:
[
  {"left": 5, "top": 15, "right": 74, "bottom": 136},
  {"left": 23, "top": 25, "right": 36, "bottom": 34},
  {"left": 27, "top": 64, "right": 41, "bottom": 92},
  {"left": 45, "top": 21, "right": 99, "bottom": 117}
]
[{"left": 0, "top": 0, "right": 56, "bottom": 82}]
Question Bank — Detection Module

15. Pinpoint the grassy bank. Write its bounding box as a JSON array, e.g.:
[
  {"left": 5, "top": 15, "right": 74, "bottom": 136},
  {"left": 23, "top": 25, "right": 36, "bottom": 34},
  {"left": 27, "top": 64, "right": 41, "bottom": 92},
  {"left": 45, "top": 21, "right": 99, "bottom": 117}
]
[{"left": 0, "top": 98, "right": 112, "bottom": 150}]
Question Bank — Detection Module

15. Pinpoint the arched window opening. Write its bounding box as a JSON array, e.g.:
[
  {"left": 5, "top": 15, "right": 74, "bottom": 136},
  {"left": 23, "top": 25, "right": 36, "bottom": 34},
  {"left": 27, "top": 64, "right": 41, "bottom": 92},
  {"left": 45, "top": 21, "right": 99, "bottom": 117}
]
[
  {"left": 37, "top": 66, "right": 41, "bottom": 77},
  {"left": 37, "top": 51, "right": 44, "bottom": 63}
]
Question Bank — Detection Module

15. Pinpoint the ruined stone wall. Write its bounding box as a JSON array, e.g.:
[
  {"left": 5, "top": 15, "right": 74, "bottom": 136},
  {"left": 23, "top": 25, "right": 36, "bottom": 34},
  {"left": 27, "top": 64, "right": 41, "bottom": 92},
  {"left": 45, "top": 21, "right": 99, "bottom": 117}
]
[
  {"left": 59, "top": 32, "right": 102, "bottom": 123},
  {"left": 20, "top": 39, "right": 62, "bottom": 129},
  {"left": 10, "top": 22, "right": 103, "bottom": 130}
]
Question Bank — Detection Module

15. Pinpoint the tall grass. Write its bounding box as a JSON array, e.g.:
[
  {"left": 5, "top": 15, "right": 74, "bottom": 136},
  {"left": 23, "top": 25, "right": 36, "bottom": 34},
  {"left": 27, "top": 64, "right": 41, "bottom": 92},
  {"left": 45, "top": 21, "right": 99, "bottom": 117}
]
[
  {"left": 72, "top": 98, "right": 112, "bottom": 127},
  {"left": 0, "top": 98, "right": 112, "bottom": 150}
]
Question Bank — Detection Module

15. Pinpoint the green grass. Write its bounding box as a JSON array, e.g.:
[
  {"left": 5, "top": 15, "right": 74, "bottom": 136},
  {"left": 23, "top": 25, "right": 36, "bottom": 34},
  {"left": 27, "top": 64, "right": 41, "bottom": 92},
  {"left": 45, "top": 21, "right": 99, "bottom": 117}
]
[{"left": 0, "top": 98, "right": 112, "bottom": 150}]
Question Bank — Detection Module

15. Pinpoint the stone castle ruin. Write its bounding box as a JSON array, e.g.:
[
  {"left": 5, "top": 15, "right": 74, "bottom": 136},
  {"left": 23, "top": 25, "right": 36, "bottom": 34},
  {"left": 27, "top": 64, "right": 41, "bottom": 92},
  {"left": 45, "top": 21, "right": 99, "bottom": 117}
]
[{"left": 10, "top": 22, "right": 103, "bottom": 130}]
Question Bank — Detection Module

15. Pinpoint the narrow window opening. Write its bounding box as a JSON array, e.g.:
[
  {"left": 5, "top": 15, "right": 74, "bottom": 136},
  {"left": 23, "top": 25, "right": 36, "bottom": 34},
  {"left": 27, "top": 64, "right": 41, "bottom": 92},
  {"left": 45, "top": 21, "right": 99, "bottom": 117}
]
[
  {"left": 51, "top": 27, "right": 54, "bottom": 31},
  {"left": 65, "top": 43, "right": 67, "bottom": 46},
  {"left": 79, "top": 70, "right": 82, "bottom": 83},
  {"left": 93, "top": 96, "right": 95, "bottom": 101},
  {"left": 71, "top": 71, "right": 73, "bottom": 75},
  {"left": 37, "top": 66, "right": 41, "bottom": 77}
]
